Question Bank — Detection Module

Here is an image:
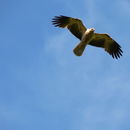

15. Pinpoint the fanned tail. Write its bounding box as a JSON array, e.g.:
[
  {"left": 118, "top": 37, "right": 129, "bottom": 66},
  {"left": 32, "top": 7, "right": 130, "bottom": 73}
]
[{"left": 73, "top": 42, "right": 87, "bottom": 56}]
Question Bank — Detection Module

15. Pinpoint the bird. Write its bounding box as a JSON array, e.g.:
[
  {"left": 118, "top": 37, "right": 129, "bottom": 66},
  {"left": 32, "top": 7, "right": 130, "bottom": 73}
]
[{"left": 52, "top": 15, "right": 123, "bottom": 59}]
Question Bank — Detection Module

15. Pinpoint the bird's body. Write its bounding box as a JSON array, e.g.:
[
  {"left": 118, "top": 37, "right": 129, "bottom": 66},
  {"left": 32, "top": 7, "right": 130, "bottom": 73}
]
[
  {"left": 73, "top": 28, "right": 95, "bottom": 56},
  {"left": 81, "top": 28, "right": 95, "bottom": 43},
  {"left": 52, "top": 15, "right": 123, "bottom": 59}
]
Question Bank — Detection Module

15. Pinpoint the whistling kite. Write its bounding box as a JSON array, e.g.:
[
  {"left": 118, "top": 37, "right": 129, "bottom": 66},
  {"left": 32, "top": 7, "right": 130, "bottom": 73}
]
[{"left": 52, "top": 15, "right": 123, "bottom": 59}]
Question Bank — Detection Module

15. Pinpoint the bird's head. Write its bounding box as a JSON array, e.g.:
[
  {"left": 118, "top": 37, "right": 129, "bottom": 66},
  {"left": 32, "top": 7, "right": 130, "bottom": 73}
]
[
  {"left": 85, "top": 28, "right": 95, "bottom": 35},
  {"left": 87, "top": 28, "right": 95, "bottom": 32}
]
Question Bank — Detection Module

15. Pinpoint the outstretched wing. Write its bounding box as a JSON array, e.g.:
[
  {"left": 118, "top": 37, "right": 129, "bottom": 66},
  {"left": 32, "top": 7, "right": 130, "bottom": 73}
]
[
  {"left": 89, "top": 33, "right": 123, "bottom": 59},
  {"left": 52, "top": 15, "right": 87, "bottom": 40}
]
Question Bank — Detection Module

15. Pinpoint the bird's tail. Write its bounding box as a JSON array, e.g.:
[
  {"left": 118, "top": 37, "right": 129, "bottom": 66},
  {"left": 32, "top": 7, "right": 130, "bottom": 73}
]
[{"left": 73, "top": 41, "right": 87, "bottom": 56}]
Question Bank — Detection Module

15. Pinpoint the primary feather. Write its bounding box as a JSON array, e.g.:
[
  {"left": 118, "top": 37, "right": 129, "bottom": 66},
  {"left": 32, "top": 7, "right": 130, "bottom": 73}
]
[
  {"left": 52, "top": 15, "right": 87, "bottom": 40},
  {"left": 89, "top": 33, "right": 123, "bottom": 59},
  {"left": 52, "top": 15, "right": 123, "bottom": 59}
]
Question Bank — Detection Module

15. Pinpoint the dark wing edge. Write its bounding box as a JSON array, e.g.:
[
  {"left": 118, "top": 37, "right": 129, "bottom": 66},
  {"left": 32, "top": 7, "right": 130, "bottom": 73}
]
[
  {"left": 106, "top": 40, "right": 123, "bottom": 59},
  {"left": 52, "top": 15, "right": 87, "bottom": 40},
  {"left": 52, "top": 15, "right": 71, "bottom": 28},
  {"left": 90, "top": 33, "right": 123, "bottom": 59},
  {"left": 104, "top": 34, "right": 123, "bottom": 59}
]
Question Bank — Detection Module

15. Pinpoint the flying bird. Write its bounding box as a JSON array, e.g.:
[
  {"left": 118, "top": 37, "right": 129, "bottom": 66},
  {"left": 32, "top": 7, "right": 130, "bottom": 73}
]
[{"left": 52, "top": 15, "right": 123, "bottom": 59}]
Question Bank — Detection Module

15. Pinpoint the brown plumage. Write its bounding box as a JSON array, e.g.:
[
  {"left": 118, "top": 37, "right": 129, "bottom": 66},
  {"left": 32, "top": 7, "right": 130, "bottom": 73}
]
[{"left": 52, "top": 15, "right": 123, "bottom": 59}]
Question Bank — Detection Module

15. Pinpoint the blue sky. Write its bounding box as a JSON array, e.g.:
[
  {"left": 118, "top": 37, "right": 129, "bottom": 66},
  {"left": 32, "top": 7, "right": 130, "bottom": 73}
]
[{"left": 0, "top": 0, "right": 130, "bottom": 130}]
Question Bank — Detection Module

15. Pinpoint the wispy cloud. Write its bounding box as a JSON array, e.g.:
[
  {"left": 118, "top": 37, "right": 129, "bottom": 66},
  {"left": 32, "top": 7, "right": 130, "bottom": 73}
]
[{"left": 75, "top": 72, "right": 130, "bottom": 130}]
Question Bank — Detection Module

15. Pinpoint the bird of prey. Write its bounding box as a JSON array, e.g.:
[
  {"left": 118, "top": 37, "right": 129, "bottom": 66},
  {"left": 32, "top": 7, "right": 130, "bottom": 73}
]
[{"left": 52, "top": 15, "right": 123, "bottom": 59}]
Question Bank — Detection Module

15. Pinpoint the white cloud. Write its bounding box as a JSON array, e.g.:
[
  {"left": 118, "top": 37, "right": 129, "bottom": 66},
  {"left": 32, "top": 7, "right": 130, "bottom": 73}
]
[{"left": 43, "top": 31, "right": 71, "bottom": 65}]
